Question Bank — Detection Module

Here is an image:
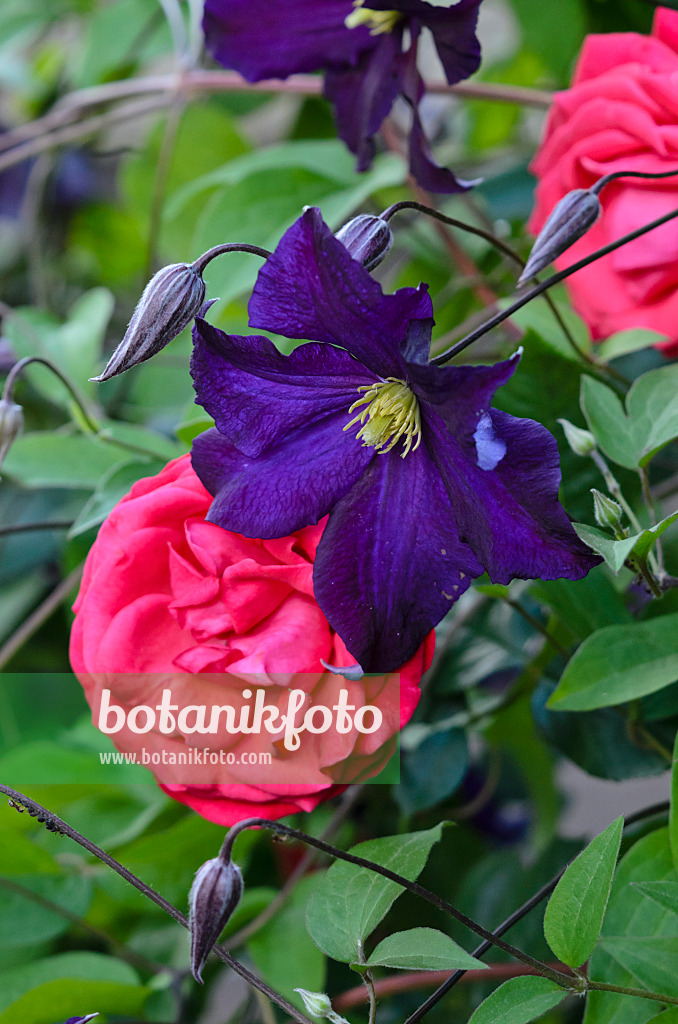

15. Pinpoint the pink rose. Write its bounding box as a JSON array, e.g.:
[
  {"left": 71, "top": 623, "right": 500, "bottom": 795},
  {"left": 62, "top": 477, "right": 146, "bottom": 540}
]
[
  {"left": 529, "top": 8, "right": 678, "bottom": 355},
  {"left": 70, "top": 455, "right": 433, "bottom": 825}
]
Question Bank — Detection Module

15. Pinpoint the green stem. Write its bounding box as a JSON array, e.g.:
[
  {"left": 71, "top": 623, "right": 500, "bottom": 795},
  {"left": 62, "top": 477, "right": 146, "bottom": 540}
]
[
  {"left": 503, "top": 597, "right": 569, "bottom": 656},
  {"left": 2, "top": 355, "right": 100, "bottom": 434},
  {"left": 639, "top": 466, "right": 665, "bottom": 574},
  {"left": 587, "top": 981, "right": 678, "bottom": 1006}
]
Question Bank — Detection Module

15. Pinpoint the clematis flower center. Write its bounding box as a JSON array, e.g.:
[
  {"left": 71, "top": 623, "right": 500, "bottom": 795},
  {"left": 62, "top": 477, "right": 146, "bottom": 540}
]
[
  {"left": 345, "top": 1, "right": 402, "bottom": 35},
  {"left": 344, "top": 377, "right": 422, "bottom": 458}
]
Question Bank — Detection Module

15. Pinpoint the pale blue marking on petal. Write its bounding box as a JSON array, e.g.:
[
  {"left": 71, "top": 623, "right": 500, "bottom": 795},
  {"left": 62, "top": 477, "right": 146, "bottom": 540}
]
[{"left": 474, "top": 411, "right": 506, "bottom": 470}]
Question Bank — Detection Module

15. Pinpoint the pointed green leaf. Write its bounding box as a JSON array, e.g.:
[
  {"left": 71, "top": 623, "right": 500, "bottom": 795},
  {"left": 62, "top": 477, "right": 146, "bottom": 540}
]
[
  {"left": 632, "top": 882, "right": 678, "bottom": 916},
  {"left": 572, "top": 524, "right": 636, "bottom": 574},
  {"left": 362, "top": 928, "right": 487, "bottom": 972},
  {"left": 581, "top": 377, "right": 635, "bottom": 468},
  {"left": 544, "top": 817, "right": 623, "bottom": 967},
  {"left": 597, "top": 330, "right": 669, "bottom": 362},
  {"left": 305, "top": 826, "right": 442, "bottom": 963},
  {"left": 466, "top": 976, "right": 567, "bottom": 1024},
  {"left": 548, "top": 614, "right": 678, "bottom": 711},
  {"left": 600, "top": 937, "right": 678, "bottom": 995}
]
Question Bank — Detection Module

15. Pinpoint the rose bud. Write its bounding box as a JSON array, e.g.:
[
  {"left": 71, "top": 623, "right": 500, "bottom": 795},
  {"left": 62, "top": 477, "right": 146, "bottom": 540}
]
[
  {"left": 91, "top": 263, "right": 206, "bottom": 382},
  {"left": 591, "top": 488, "right": 623, "bottom": 531},
  {"left": 189, "top": 852, "right": 244, "bottom": 983},
  {"left": 0, "top": 398, "right": 23, "bottom": 472},
  {"left": 335, "top": 214, "right": 393, "bottom": 272},
  {"left": 518, "top": 188, "right": 601, "bottom": 284},
  {"left": 558, "top": 418, "right": 596, "bottom": 458}
]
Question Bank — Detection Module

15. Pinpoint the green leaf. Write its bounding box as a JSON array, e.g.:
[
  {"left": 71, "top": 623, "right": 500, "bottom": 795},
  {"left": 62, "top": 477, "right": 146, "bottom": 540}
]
[
  {"left": 2, "top": 433, "right": 132, "bottom": 489},
  {"left": 632, "top": 881, "right": 678, "bottom": 916},
  {"left": 597, "top": 329, "right": 669, "bottom": 361},
  {"left": 0, "top": 874, "right": 93, "bottom": 948},
  {"left": 544, "top": 817, "right": 623, "bottom": 967},
  {"left": 670, "top": 730, "right": 678, "bottom": 871},
  {"left": 396, "top": 728, "right": 469, "bottom": 814},
  {"left": 0, "top": 953, "right": 147, "bottom": 1024},
  {"left": 573, "top": 511, "right": 678, "bottom": 574},
  {"left": 548, "top": 613, "right": 678, "bottom": 711},
  {"left": 581, "top": 366, "right": 678, "bottom": 469},
  {"left": 68, "top": 458, "right": 166, "bottom": 537},
  {"left": 466, "top": 976, "right": 567, "bottom": 1024},
  {"left": 361, "top": 928, "right": 487, "bottom": 972},
  {"left": 305, "top": 825, "right": 443, "bottom": 963},
  {"left": 583, "top": 828, "right": 678, "bottom": 1024},
  {"left": 531, "top": 566, "right": 632, "bottom": 643},
  {"left": 600, "top": 937, "right": 678, "bottom": 995}
]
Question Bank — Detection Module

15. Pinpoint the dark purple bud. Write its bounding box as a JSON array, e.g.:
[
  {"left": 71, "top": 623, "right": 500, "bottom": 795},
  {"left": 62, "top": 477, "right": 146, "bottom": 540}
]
[
  {"left": 62, "top": 1016, "right": 99, "bottom": 1023},
  {"left": 91, "top": 263, "right": 206, "bottom": 382},
  {"left": 0, "top": 398, "right": 23, "bottom": 472},
  {"left": 519, "top": 189, "right": 601, "bottom": 284},
  {"left": 189, "top": 853, "right": 244, "bottom": 983},
  {"left": 335, "top": 214, "right": 393, "bottom": 272}
]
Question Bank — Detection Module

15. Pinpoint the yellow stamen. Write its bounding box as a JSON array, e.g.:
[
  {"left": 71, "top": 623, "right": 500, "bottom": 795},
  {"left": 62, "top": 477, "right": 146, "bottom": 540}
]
[
  {"left": 345, "top": 1, "right": 402, "bottom": 35},
  {"left": 343, "top": 377, "right": 422, "bottom": 458}
]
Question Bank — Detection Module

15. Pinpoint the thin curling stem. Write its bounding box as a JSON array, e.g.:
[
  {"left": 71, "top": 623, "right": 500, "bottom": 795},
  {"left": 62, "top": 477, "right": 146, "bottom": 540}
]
[
  {"left": 2, "top": 355, "right": 100, "bottom": 433},
  {"left": 220, "top": 819, "right": 571, "bottom": 985},
  {"left": 433, "top": 204, "right": 678, "bottom": 363},
  {"left": 191, "top": 242, "right": 271, "bottom": 275},
  {"left": 380, "top": 200, "right": 627, "bottom": 382},
  {"left": 592, "top": 167, "right": 678, "bottom": 194}
]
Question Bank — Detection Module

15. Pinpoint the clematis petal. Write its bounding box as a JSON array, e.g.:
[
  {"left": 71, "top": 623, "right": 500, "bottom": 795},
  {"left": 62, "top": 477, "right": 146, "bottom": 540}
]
[
  {"left": 399, "top": 37, "right": 480, "bottom": 194},
  {"left": 423, "top": 408, "right": 600, "bottom": 584},
  {"left": 191, "top": 317, "right": 374, "bottom": 457},
  {"left": 202, "top": 0, "right": 373, "bottom": 82},
  {"left": 192, "top": 421, "right": 374, "bottom": 539},
  {"left": 324, "top": 31, "right": 403, "bottom": 172},
  {"left": 249, "top": 208, "right": 433, "bottom": 377},
  {"left": 312, "top": 444, "right": 483, "bottom": 673}
]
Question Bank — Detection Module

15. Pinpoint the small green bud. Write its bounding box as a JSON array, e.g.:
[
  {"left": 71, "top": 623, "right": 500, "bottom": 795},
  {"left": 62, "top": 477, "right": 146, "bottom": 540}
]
[
  {"left": 92, "top": 262, "right": 206, "bottom": 382},
  {"left": 335, "top": 214, "right": 393, "bottom": 272},
  {"left": 294, "top": 989, "right": 351, "bottom": 1024},
  {"left": 519, "top": 188, "right": 601, "bottom": 284},
  {"left": 591, "top": 488, "right": 623, "bottom": 530},
  {"left": 558, "top": 418, "right": 596, "bottom": 457},
  {"left": 189, "top": 852, "right": 243, "bottom": 983}
]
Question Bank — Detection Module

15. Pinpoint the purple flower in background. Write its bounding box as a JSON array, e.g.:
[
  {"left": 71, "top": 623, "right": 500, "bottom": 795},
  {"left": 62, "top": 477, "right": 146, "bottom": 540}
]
[
  {"left": 202, "top": 0, "right": 484, "bottom": 193},
  {"left": 190, "top": 209, "right": 598, "bottom": 672}
]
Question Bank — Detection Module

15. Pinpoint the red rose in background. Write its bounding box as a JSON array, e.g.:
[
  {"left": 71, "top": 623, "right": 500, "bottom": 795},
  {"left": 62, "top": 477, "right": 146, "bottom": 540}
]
[
  {"left": 529, "top": 8, "right": 678, "bottom": 355},
  {"left": 70, "top": 455, "right": 433, "bottom": 825}
]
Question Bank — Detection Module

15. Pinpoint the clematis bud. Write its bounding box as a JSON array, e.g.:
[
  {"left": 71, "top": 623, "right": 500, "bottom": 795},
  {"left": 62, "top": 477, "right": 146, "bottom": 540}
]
[
  {"left": 91, "top": 263, "right": 206, "bottom": 382},
  {"left": 189, "top": 852, "right": 243, "bottom": 982},
  {"left": 558, "top": 418, "right": 596, "bottom": 458},
  {"left": 591, "top": 488, "right": 623, "bottom": 531},
  {"left": 335, "top": 214, "right": 393, "bottom": 272},
  {"left": 295, "top": 989, "right": 350, "bottom": 1024},
  {"left": 63, "top": 1016, "right": 99, "bottom": 1023},
  {"left": 519, "top": 189, "right": 601, "bottom": 284},
  {"left": 0, "top": 398, "right": 23, "bottom": 472}
]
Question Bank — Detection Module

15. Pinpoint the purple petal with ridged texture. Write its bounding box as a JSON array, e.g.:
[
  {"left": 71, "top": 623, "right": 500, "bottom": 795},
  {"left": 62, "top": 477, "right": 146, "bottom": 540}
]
[
  {"left": 407, "top": 353, "right": 520, "bottom": 435},
  {"left": 370, "top": 0, "right": 484, "bottom": 85},
  {"left": 313, "top": 445, "right": 483, "bottom": 672},
  {"left": 248, "top": 208, "right": 433, "bottom": 377},
  {"left": 423, "top": 408, "right": 600, "bottom": 584},
  {"left": 191, "top": 318, "right": 374, "bottom": 458},
  {"left": 324, "top": 30, "right": 403, "bottom": 172},
  {"left": 399, "top": 38, "right": 479, "bottom": 194},
  {"left": 202, "top": 0, "right": 374, "bottom": 81},
  {"left": 192, "top": 420, "right": 374, "bottom": 539}
]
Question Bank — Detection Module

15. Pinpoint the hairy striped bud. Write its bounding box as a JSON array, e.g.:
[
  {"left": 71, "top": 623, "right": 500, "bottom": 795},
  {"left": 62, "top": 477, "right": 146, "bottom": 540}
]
[
  {"left": 189, "top": 852, "right": 243, "bottom": 983},
  {"left": 63, "top": 1016, "right": 99, "bottom": 1023},
  {"left": 558, "top": 418, "right": 596, "bottom": 458},
  {"left": 519, "top": 189, "right": 601, "bottom": 284},
  {"left": 0, "top": 399, "right": 23, "bottom": 473},
  {"left": 335, "top": 214, "right": 393, "bottom": 272},
  {"left": 92, "top": 263, "right": 206, "bottom": 382},
  {"left": 592, "top": 488, "right": 623, "bottom": 531}
]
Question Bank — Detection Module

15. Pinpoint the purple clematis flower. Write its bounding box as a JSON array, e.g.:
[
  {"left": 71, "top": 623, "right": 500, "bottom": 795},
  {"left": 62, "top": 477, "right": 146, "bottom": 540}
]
[
  {"left": 202, "top": 0, "right": 483, "bottom": 193},
  {"left": 190, "top": 209, "right": 599, "bottom": 673}
]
